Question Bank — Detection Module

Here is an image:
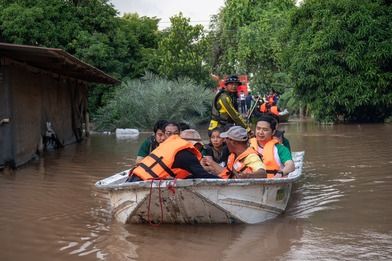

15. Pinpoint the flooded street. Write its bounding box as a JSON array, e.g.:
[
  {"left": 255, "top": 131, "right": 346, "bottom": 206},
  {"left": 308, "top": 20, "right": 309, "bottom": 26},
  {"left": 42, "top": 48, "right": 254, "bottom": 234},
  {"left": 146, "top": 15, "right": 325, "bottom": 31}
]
[{"left": 1, "top": 121, "right": 392, "bottom": 260}]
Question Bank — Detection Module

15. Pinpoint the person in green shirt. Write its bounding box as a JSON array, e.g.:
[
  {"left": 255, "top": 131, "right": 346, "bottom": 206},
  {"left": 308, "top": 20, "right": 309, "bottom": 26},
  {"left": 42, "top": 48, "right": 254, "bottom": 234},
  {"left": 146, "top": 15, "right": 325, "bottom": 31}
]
[
  {"left": 251, "top": 115, "right": 295, "bottom": 177},
  {"left": 136, "top": 119, "right": 168, "bottom": 163}
]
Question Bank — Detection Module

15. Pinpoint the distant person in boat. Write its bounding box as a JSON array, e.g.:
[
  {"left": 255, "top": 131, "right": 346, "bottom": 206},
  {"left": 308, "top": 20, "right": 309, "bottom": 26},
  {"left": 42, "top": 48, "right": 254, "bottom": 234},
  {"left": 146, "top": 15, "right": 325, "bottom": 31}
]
[
  {"left": 203, "top": 127, "right": 230, "bottom": 167},
  {"left": 203, "top": 126, "right": 265, "bottom": 179},
  {"left": 128, "top": 129, "right": 219, "bottom": 182},
  {"left": 208, "top": 75, "right": 251, "bottom": 135},
  {"left": 249, "top": 115, "right": 295, "bottom": 178},
  {"left": 136, "top": 119, "right": 168, "bottom": 163},
  {"left": 269, "top": 101, "right": 280, "bottom": 116},
  {"left": 259, "top": 99, "right": 270, "bottom": 114}
]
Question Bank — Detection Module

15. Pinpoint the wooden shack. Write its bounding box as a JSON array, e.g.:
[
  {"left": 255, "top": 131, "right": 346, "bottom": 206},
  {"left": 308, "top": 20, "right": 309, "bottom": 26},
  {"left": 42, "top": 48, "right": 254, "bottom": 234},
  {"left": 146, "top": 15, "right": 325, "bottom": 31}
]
[{"left": 0, "top": 43, "right": 119, "bottom": 169}]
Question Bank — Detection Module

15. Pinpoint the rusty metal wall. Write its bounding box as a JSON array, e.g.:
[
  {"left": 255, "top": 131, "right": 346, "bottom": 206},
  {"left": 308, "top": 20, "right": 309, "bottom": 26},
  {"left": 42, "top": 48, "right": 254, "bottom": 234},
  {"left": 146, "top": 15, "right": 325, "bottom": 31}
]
[{"left": 1, "top": 59, "right": 88, "bottom": 168}]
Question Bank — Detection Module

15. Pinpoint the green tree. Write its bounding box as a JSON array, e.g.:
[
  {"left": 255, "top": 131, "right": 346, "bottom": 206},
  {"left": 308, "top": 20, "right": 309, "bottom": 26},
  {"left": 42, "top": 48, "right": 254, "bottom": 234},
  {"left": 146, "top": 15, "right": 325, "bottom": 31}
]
[
  {"left": 156, "top": 13, "right": 213, "bottom": 87},
  {"left": 208, "top": 0, "right": 295, "bottom": 94},
  {"left": 0, "top": 0, "right": 161, "bottom": 114},
  {"left": 283, "top": 0, "right": 392, "bottom": 122}
]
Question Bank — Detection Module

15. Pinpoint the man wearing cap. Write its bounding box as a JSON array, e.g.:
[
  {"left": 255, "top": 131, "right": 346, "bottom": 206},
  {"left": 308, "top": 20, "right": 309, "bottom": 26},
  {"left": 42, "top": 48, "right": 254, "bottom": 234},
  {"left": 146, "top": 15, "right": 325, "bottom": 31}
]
[
  {"left": 208, "top": 75, "right": 251, "bottom": 135},
  {"left": 128, "top": 129, "right": 219, "bottom": 181},
  {"left": 202, "top": 126, "right": 265, "bottom": 179}
]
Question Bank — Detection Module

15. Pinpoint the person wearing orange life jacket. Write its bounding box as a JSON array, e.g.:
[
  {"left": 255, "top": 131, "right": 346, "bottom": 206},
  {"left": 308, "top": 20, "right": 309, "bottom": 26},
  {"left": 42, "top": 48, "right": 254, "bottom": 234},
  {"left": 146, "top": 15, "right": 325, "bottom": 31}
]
[
  {"left": 128, "top": 129, "right": 219, "bottom": 182},
  {"left": 249, "top": 115, "right": 295, "bottom": 178},
  {"left": 259, "top": 100, "right": 268, "bottom": 113},
  {"left": 269, "top": 101, "right": 280, "bottom": 116},
  {"left": 202, "top": 126, "right": 265, "bottom": 179}
]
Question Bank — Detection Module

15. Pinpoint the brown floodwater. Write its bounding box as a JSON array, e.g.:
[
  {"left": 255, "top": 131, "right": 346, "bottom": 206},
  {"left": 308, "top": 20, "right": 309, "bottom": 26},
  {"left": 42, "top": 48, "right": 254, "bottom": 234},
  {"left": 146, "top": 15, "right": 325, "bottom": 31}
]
[{"left": 1, "top": 121, "right": 392, "bottom": 260}]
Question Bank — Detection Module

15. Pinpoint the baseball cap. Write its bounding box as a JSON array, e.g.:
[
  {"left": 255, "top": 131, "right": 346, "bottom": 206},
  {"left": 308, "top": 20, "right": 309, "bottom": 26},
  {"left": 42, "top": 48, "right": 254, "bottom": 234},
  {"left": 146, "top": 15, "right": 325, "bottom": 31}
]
[
  {"left": 220, "top": 126, "right": 248, "bottom": 141},
  {"left": 180, "top": 129, "right": 204, "bottom": 146},
  {"left": 225, "top": 75, "right": 241, "bottom": 85}
]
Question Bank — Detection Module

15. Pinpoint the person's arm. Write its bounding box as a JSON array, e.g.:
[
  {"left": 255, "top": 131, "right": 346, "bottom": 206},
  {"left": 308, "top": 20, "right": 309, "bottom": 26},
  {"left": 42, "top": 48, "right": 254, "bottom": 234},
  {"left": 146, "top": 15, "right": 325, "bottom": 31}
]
[
  {"left": 202, "top": 157, "right": 225, "bottom": 176},
  {"left": 135, "top": 139, "right": 151, "bottom": 163},
  {"left": 237, "top": 154, "right": 267, "bottom": 179},
  {"left": 173, "top": 150, "right": 220, "bottom": 179},
  {"left": 218, "top": 95, "right": 250, "bottom": 132},
  {"left": 276, "top": 145, "right": 295, "bottom": 176}
]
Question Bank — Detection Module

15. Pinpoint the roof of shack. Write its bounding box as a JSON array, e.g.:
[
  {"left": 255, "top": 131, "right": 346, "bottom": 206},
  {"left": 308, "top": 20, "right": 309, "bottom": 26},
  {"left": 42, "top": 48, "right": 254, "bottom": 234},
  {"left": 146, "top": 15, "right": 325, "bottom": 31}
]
[{"left": 0, "top": 42, "right": 120, "bottom": 84}]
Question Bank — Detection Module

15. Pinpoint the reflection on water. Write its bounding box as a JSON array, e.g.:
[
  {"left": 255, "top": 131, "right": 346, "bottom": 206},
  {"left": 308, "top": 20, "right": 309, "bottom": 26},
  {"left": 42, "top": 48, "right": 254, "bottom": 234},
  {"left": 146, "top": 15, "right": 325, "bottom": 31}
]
[
  {"left": 1, "top": 122, "right": 392, "bottom": 260},
  {"left": 92, "top": 219, "right": 304, "bottom": 261}
]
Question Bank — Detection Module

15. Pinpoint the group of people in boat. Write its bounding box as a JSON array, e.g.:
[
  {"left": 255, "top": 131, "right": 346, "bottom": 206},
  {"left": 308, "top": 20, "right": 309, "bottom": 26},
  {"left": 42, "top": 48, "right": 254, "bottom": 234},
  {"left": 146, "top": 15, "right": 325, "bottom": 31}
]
[{"left": 127, "top": 75, "right": 295, "bottom": 182}]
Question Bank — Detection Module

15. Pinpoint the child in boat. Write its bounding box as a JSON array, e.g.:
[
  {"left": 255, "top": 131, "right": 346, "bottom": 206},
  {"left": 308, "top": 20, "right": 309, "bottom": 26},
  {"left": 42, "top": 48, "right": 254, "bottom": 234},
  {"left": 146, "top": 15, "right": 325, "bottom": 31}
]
[{"left": 203, "top": 127, "right": 230, "bottom": 167}]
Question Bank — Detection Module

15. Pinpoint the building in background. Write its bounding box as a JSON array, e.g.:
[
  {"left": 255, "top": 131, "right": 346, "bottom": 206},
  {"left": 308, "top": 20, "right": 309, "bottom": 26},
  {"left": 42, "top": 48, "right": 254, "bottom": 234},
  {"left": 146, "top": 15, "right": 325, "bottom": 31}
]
[{"left": 0, "top": 43, "right": 119, "bottom": 169}]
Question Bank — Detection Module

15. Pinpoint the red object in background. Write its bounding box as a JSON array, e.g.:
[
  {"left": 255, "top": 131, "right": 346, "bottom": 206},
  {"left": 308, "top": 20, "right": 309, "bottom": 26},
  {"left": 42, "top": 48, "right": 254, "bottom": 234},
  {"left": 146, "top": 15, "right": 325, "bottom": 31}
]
[
  {"left": 237, "top": 75, "right": 249, "bottom": 95},
  {"left": 219, "top": 79, "right": 225, "bottom": 89}
]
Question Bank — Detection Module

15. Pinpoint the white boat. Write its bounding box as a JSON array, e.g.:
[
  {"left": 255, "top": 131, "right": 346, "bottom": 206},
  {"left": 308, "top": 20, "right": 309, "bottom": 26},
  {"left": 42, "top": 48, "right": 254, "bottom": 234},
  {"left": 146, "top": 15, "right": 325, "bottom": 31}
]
[
  {"left": 115, "top": 128, "right": 139, "bottom": 139},
  {"left": 95, "top": 151, "right": 305, "bottom": 224},
  {"left": 278, "top": 109, "right": 290, "bottom": 123}
]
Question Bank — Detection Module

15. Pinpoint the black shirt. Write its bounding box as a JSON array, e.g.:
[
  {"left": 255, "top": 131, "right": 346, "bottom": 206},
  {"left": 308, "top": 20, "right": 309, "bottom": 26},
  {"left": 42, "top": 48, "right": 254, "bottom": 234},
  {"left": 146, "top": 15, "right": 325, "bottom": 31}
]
[{"left": 172, "top": 149, "right": 219, "bottom": 179}]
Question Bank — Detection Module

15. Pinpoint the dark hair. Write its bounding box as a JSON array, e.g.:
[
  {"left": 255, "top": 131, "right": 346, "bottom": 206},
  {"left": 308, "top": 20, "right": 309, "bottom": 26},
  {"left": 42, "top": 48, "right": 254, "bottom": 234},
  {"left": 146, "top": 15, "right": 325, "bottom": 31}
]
[
  {"left": 208, "top": 126, "right": 225, "bottom": 137},
  {"left": 274, "top": 130, "right": 285, "bottom": 139},
  {"left": 153, "top": 119, "right": 168, "bottom": 133},
  {"left": 163, "top": 121, "right": 180, "bottom": 132},
  {"left": 256, "top": 115, "right": 278, "bottom": 131},
  {"left": 179, "top": 122, "right": 190, "bottom": 131}
]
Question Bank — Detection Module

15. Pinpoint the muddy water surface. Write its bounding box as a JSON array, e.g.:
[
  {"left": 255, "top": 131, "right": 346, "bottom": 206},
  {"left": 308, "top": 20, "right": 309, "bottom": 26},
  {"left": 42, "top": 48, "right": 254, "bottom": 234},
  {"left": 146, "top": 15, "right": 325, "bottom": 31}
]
[{"left": 1, "top": 121, "right": 391, "bottom": 260}]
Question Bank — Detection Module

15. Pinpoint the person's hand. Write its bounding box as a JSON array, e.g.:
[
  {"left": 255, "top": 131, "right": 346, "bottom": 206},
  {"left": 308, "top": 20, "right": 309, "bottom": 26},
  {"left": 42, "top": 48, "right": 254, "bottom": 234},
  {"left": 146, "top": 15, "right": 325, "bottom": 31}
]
[
  {"left": 247, "top": 129, "right": 255, "bottom": 138},
  {"left": 274, "top": 171, "right": 286, "bottom": 178}
]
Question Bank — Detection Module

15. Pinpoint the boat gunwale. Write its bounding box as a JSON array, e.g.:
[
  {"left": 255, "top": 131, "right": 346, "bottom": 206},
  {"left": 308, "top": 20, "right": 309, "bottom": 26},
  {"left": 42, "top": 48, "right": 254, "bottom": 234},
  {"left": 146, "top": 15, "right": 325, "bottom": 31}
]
[{"left": 95, "top": 173, "right": 302, "bottom": 191}]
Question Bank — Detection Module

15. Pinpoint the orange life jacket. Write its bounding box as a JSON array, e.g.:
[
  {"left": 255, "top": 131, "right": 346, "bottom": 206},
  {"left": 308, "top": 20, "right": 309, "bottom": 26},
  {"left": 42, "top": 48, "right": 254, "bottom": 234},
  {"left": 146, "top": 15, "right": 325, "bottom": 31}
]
[
  {"left": 270, "top": 106, "right": 279, "bottom": 115},
  {"left": 249, "top": 137, "right": 281, "bottom": 178},
  {"left": 259, "top": 103, "right": 267, "bottom": 113},
  {"left": 130, "top": 135, "right": 202, "bottom": 180},
  {"left": 219, "top": 147, "right": 259, "bottom": 179}
]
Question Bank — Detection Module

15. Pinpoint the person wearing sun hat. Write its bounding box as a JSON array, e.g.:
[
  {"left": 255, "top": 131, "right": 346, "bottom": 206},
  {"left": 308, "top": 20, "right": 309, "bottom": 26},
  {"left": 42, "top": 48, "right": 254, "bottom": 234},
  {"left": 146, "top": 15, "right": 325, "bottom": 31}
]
[
  {"left": 208, "top": 75, "right": 251, "bottom": 135},
  {"left": 202, "top": 126, "right": 265, "bottom": 179}
]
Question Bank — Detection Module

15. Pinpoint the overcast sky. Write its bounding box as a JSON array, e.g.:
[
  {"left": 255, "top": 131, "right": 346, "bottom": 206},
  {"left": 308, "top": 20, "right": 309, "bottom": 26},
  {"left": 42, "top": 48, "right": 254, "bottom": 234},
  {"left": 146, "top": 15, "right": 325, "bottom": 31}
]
[{"left": 109, "top": 0, "right": 225, "bottom": 29}]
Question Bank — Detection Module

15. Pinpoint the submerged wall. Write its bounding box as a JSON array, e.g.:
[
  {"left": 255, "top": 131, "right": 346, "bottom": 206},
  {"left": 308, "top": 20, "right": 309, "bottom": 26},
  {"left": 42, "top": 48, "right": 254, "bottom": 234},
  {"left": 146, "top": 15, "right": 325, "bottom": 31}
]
[{"left": 0, "top": 57, "right": 88, "bottom": 168}]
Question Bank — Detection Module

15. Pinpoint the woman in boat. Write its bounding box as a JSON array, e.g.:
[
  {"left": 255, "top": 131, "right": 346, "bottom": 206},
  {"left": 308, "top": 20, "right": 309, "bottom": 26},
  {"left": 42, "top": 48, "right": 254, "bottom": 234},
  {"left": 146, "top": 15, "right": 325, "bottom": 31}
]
[
  {"left": 203, "top": 127, "right": 229, "bottom": 167},
  {"left": 249, "top": 115, "right": 295, "bottom": 178},
  {"left": 136, "top": 119, "right": 168, "bottom": 163},
  {"left": 202, "top": 126, "right": 265, "bottom": 179}
]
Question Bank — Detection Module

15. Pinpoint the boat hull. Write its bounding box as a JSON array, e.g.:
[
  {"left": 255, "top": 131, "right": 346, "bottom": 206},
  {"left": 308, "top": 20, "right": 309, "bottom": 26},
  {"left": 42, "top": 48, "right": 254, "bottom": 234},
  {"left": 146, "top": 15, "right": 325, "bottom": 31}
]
[{"left": 96, "top": 152, "right": 304, "bottom": 224}]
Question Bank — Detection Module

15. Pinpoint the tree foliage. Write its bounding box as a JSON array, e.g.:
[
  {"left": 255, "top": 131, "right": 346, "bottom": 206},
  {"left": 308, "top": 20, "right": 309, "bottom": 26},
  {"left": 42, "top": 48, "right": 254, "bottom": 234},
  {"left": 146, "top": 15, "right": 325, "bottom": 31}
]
[
  {"left": 283, "top": 0, "right": 392, "bottom": 122},
  {"left": 208, "top": 0, "right": 295, "bottom": 94},
  {"left": 0, "top": 0, "right": 161, "bottom": 113},
  {"left": 94, "top": 73, "right": 214, "bottom": 130},
  {"left": 156, "top": 13, "right": 213, "bottom": 87}
]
